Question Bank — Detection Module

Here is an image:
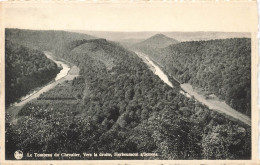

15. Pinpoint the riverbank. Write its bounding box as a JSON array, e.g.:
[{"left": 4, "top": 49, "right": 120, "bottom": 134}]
[
  {"left": 181, "top": 84, "right": 251, "bottom": 125},
  {"left": 134, "top": 51, "right": 251, "bottom": 126},
  {"left": 135, "top": 51, "right": 174, "bottom": 88},
  {"left": 6, "top": 52, "right": 80, "bottom": 124}
]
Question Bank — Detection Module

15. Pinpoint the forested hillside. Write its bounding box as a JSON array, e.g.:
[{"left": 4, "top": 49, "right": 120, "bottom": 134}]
[
  {"left": 130, "top": 34, "right": 178, "bottom": 55},
  {"left": 6, "top": 31, "right": 251, "bottom": 160},
  {"left": 5, "top": 28, "right": 95, "bottom": 53},
  {"left": 5, "top": 40, "right": 61, "bottom": 106},
  {"left": 134, "top": 34, "right": 178, "bottom": 49},
  {"left": 136, "top": 38, "right": 251, "bottom": 117}
]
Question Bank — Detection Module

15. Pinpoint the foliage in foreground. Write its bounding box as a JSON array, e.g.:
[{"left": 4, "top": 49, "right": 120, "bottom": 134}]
[{"left": 5, "top": 35, "right": 251, "bottom": 160}]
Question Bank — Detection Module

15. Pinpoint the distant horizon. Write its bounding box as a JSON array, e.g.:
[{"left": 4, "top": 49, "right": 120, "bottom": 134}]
[{"left": 5, "top": 28, "right": 251, "bottom": 43}]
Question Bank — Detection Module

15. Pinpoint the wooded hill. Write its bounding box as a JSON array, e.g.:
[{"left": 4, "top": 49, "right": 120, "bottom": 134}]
[
  {"left": 135, "top": 37, "right": 251, "bottom": 117},
  {"left": 134, "top": 33, "right": 178, "bottom": 49},
  {"left": 6, "top": 29, "right": 251, "bottom": 160},
  {"left": 5, "top": 28, "right": 95, "bottom": 53},
  {"left": 5, "top": 39, "right": 61, "bottom": 106}
]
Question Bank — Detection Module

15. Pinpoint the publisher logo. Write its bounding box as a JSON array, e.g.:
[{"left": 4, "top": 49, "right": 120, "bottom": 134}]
[{"left": 14, "top": 150, "right": 23, "bottom": 160}]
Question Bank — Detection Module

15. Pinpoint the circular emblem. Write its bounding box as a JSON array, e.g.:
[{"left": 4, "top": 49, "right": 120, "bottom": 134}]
[{"left": 14, "top": 150, "right": 23, "bottom": 160}]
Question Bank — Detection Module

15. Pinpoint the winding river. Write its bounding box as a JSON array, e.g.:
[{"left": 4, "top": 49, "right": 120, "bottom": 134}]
[
  {"left": 45, "top": 52, "right": 71, "bottom": 81},
  {"left": 8, "top": 50, "right": 250, "bottom": 126},
  {"left": 135, "top": 51, "right": 251, "bottom": 126},
  {"left": 11, "top": 51, "right": 79, "bottom": 108},
  {"left": 136, "top": 52, "right": 174, "bottom": 88}
]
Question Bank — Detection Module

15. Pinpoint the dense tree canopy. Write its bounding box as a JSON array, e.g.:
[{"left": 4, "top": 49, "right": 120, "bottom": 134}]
[
  {"left": 5, "top": 28, "right": 95, "bottom": 52},
  {"left": 5, "top": 40, "right": 61, "bottom": 106},
  {"left": 5, "top": 30, "right": 251, "bottom": 160},
  {"left": 136, "top": 38, "right": 251, "bottom": 116}
]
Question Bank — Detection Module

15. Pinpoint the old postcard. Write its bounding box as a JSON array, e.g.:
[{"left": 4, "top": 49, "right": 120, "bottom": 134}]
[{"left": 0, "top": 0, "right": 258, "bottom": 164}]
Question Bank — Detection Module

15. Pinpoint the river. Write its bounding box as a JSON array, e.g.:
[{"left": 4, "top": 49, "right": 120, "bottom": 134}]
[
  {"left": 7, "top": 51, "right": 80, "bottom": 123},
  {"left": 134, "top": 51, "right": 251, "bottom": 126},
  {"left": 13, "top": 51, "right": 74, "bottom": 107},
  {"left": 136, "top": 52, "right": 173, "bottom": 88},
  {"left": 44, "top": 52, "right": 71, "bottom": 81}
]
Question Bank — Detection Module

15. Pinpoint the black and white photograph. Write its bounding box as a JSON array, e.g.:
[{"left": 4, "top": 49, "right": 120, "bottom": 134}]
[{"left": 1, "top": 1, "right": 258, "bottom": 164}]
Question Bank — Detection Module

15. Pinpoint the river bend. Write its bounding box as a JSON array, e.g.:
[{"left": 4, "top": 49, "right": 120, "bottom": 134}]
[{"left": 135, "top": 51, "right": 251, "bottom": 126}]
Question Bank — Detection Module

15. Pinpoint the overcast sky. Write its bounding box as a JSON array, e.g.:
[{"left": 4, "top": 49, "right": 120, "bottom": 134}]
[{"left": 3, "top": 2, "right": 257, "bottom": 32}]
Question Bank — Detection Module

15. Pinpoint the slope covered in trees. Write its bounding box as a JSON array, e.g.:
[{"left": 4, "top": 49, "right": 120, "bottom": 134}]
[
  {"left": 5, "top": 30, "right": 251, "bottom": 160},
  {"left": 130, "top": 34, "right": 178, "bottom": 55},
  {"left": 135, "top": 38, "right": 251, "bottom": 117},
  {"left": 5, "top": 28, "right": 95, "bottom": 54},
  {"left": 134, "top": 34, "right": 178, "bottom": 49},
  {"left": 5, "top": 40, "right": 61, "bottom": 106}
]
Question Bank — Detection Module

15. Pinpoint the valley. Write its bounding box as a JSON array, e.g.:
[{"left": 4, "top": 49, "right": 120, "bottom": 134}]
[
  {"left": 6, "top": 51, "right": 79, "bottom": 124},
  {"left": 5, "top": 29, "right": 252, "bottom": 160},
  {"left": 133, "top": 35, "right": 251, "bottom": 117},
  {"left": 135, "top": 51, "right": 250, "bottom": 126}
]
